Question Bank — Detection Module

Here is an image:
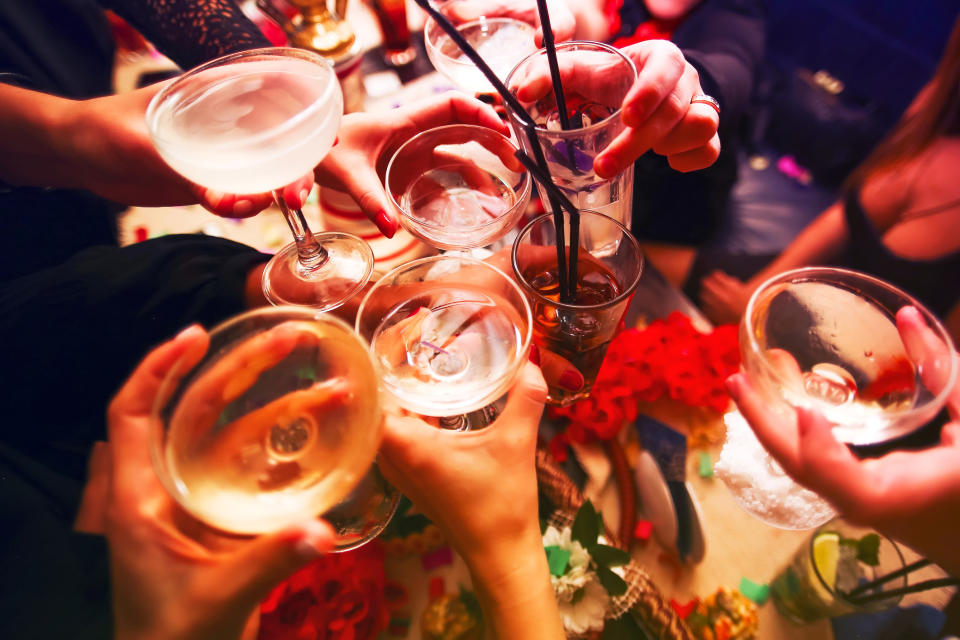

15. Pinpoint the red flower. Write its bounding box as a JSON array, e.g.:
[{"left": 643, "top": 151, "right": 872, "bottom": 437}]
[
  {"left": 259, "top": 542, "right": 389, "bottom": 640},
  {"left": 546, "top": 316, "right": 741, "bottom": 450}
]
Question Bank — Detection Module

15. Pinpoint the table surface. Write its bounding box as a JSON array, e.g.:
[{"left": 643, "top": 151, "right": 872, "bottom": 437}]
[{"left": 115, "top": 19, "right": 955, "bottom": 638}]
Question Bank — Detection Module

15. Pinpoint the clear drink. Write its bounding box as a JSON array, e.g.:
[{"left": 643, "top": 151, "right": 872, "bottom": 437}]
[
  {"left": 370, "top": 285, "right": 527, "bottom": 417},
  {"left": 403, "top": 167, "right": 514, "bottom": 233},
  {"left": 426, "top": 17, "right": 536, "bottom": 94},
  {"left": 154, "top": 309, "right": 383, "bottom": 535},
  {"left": 148, "top": 57, "right": 342, "bottom": 194}
]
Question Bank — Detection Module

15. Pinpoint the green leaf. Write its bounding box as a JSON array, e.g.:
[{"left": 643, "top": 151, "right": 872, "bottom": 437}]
[
  {"left": 857, "top": 533, "right": 881, "bottom": 566},
  {"left": 590, "top": 543, "right": 631, "bottom": 567},
  {"left": 596, "top": 565, "right": 628, "bottom": 597},
  {"left": 458, "top": 586, "right": 483, "bottom": 621},
  {"left": 545, "top": 545, "right": 572, "bottom": 577},
  {"left": 572, "top": 500, "right": 600, "bottom": 548}
]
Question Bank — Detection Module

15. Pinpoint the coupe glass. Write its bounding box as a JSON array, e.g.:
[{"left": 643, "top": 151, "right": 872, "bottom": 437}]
[
  {"left": 150, "top": 307, "right": 383, "bottom": 537},
  {"left": 424, "top": 0, "right": 537, "bottom": 96},
  {"left": 512, "top": 209, "right": 644, "bottom": 405},
  {"left": 355, "top": 255, "right": 532, "bottom": 430},
  {"left": 718, "top": 267, "right": 958, "bottom": 529},
  {"left": 145, "top": 47, "right": 374, "bottom": 312},
  {"left": 504, "top": 41, "right": 637, "bottom": 228},
  {"left": 385, "top": 124, "right": 531, "bottom": 250}
]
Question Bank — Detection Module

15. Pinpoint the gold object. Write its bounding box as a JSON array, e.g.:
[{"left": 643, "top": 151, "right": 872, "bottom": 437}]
[{"left": 256, "top": 0, "right": 355, "bottom": 58}]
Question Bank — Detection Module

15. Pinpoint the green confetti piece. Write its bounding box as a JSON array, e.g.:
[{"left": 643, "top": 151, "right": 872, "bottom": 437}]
[
  {"left": 698, "top": 451, "right": 714, "bottom": 478},
  {"left": 545, "top": 545, "right": 571, "bottom": 577},
  {"left": 294, "top": 366, "right": 317, "bottom": 382},
  {"left": 739, "top": 577, "right": 770, "bottom": 605}
]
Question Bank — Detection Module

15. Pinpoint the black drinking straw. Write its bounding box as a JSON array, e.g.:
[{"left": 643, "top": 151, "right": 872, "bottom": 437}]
[
  {"left": 845, "top": 576, "right": 960, "bottom": 607},
  {"left": 514, "top": 150, "right": 580, "bottom": 218},
  {"left": 533, "top": 0, "right": 580, "bottom": 295},
  {"left": 846, "top": 558, "right": 932, "bottom": 598},
  {"left": 413, "top": 0, "right": 573, "bottom": 300}
]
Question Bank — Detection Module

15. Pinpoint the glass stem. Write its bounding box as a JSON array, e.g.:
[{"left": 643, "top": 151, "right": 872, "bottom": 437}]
[{"left": 274, "top": 191, "right": 329, "bottom": 271}]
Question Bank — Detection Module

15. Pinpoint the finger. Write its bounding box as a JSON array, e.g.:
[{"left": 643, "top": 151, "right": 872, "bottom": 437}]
[
  {"left": 792, "top": 406, "right": 865, "bottom": 503},
  {"left": 280, "top": 173, "right": 317, "bottom": 210},
  {"left": 595, "top": 63, "right": 699, "bottom": 177},
  {"left": 620, "top": 41, "right": 687, "bottom": 128},
  {"left": 324, "top": 161, "right": 397, "bottom": 238},
  {"left": 488, "top": 361, "right": 548, "bottom": 435},
  {"left": 74, "top": 441, "right": 111, "bottom": 534},
  {"left": 897, "top": 306, "right": 959, "bottom": 412},
  {"left": 667, "top": 134, "right": 722, "bottom": 172},
  {"left": 534, "top": 345, "right": 585, "bottom": 392},
  {"left": 651, "top": 103, "right": 719, "bottom": 156},
  {"left": 108, "top": 325, "right": 209, "bottom": 492},
  {"left": 379, "top": 413, "right": 443, "bottom": 483},
  {"left": 725, "top": 373, "right": 801, "bottom": 474},
  {"left": 210, "top": 519, "right": 335, "bottom": 613},
  {"left": 404, "top": 92, "right": 508, "bottom": 136},
  {"left": 195, "top": 187, "right": 273, "bottom": 219},
  {"left": 942, "top": 422, "right": 960, "bottom": 447}
]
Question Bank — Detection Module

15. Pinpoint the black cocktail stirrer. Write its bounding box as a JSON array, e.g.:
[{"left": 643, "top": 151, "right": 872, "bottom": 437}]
[
  {"left": 412, "top": 0, "right": 571, "bottom": 301},
  {"left": 534, "top": 0, "right": 580, "bottom": 297}
]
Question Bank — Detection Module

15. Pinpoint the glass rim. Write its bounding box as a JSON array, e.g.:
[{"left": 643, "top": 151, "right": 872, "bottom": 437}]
[
  {"left": 145, "top": 46, "right": 340, "bottom": 151},
  {"left": 504, "top": 40, "right": 638, "bottom": 137},
  {"left": 743, "top": 266, "right": 959, "bottom": 422},
  {"left": 149, "top": 305, "right": 382, "bottom": 529},
  {"left": 384, "top": 124, "right": 532, "bottom": 233},
  {"left": 809, "top": 524, "right": 907, "bottom": 601},
  {"left": 511, "top": 209, "right": 645, "bottom": 311},
  {"left": 355, "top": 254, "right": 533, "bottom": 349},
  {"left": 424, "top": 14, "right": 536, "bottom": 58}
]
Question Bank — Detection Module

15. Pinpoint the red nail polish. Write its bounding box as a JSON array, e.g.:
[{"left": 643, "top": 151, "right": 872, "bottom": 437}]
[
  {"left": 559, "top": 369, "right": 584, "bottom": 391},
  {"left": 374, "top": 210, "right": 396, "bottom": 238},
  {"left": 529, "top": 343, "right": 540, "bottom": 366}
]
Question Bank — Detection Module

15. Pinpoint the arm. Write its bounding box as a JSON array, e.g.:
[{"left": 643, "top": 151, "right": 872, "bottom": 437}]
[{"left": 379, "top": 364, "right": 565, "bottom": 639}]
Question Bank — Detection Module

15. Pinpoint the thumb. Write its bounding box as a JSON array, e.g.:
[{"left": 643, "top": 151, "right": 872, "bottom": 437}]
[
  {"left": 212, "top": 519, "right": 336, "bottom": 611},
  {"left": 490, "top": 361, "right": 548, "bottom": 433}
]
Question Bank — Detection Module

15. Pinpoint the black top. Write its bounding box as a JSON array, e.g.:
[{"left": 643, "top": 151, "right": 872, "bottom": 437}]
[
  {"left": 618, "top": 0, "right": 767, "bottom": 245},
  {"left": 842, "top": 190, "right": 960, "bottom": 318}
]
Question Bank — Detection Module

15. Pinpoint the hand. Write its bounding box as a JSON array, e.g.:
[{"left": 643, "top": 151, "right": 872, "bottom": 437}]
[
  {"left": 59, "top": 83, "right": 315, "bottom": 217},
  {"left": 88, "top": 325, "right": 336, "bottom": 640},
  {"left": 699, "top": 269, "right": 752, "bottom": 325},
  {"left": 313, "top": 92, "right": 507, "bottom": 237},
  {"left": 726, "top": 307, "right": 960, "bottom": 575},
  {"left": 378, "top": 362, "right": 547, "bottom": 559},
  {"left": 595, "top": 40, "right": 721, "bottom": 176},
  {"left": 438, "top": 0, "right": 576, "bottom": 44}
]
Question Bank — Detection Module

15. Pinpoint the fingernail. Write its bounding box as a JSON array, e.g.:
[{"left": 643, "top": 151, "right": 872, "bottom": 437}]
[
  {"left": 374, "top": 210, "right": 396, "bottom": 238},
  {"left": 559, "top": 369, "right": 584, "bottom": 391},
  {"left": 294, "top": 520, "right": 335, "bottom": 558},
  {"left": 232, "top": 199, "right": 254, "bottom": 217},
  {"left": 332, "top": 136, "right": 339, "bottom": 146},
  {"left": 724, "top": 374, "right": 740, "bottom": 397},
  {"left": 529, "top": 343, "right": 540, "bottom": 366},
  {"left": 175, "top": 323, "right": 203, "bottom": 340}
]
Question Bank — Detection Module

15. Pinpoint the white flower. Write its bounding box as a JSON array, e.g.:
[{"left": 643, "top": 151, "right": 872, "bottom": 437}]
[{"left": 542, "top": 526, "right": 611, "bottom": 635}]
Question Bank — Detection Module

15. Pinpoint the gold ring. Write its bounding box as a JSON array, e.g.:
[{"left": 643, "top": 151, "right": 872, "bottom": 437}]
[{"left": 690, "top": 93, "right": 720, "bottom": 114}]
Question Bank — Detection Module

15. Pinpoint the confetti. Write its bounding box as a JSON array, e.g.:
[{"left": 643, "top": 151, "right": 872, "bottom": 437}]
[
  {"left": 738, "top": 577, "right": 770, "bottom": 605},
  {"left": 698, "top": 451, "right": 714, "bottom": 478},
  {"left": 421, "top": 546, "right": 453, "bottom": 571},
  {"left": 429, "top": 576, "right": 446, "bottom": 600},
  {"left": 634, "top": 520, "right": 653, "bottom": 542},
  {"left": 669, "top": 597, "right": 699, "bottom": 619}
]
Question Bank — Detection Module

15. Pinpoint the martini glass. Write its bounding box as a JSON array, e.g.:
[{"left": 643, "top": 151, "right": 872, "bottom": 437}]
[
  {"left": 385, "top": 124, "right": 531, "bottom": 250},
  {"left": 356, "top": 255, "right": 532, "bottom": 430},
  {"left": 150, "top": 306, "right": 383, "bottom": 536},
  {"left": 145, "top": 47, "right": 374, "bottom": 312},
  {"left": 717, "top": 267, "right": 958, "bottom": 529},
  {"left": 424, "top": 0, "right": 537, "bottom": 96}
]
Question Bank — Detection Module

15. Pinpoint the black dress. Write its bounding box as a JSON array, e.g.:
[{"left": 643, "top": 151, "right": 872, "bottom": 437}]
[{"left": 0, "top": 3, "right": 272, "bottom": 637}]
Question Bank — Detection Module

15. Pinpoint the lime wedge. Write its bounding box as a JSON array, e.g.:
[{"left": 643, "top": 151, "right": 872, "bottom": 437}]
[{"left": 812, "top": 531, "right": 840, "bottom": 592}]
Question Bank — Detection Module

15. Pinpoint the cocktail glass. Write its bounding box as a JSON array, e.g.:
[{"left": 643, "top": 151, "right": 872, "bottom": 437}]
[
  {"left": 355, "top": 255, "right": 532, "bottom": 430},
  {"left": 511, "top": 209, "right": 644, "bottom": 405},
  {"left": 384, "top": 124, "right": 531, "bottom": 250},
  {"left": 145, "top": 47, "right": 374, "bottom": 312},
  {"left": 718, "top": 267, "right": 958, "bottom": 529},
  {"left": 504, "top": 41, "right": 638, "bottom": 228},
  {"left": 150, "top": 307, "right": 384, "bottom": 537},
  {"left": 771, "top": 518, "right": 907, "bottom": 622},
  {"left": 424, "top": 0, "right": 537, "bottom": 96}
]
